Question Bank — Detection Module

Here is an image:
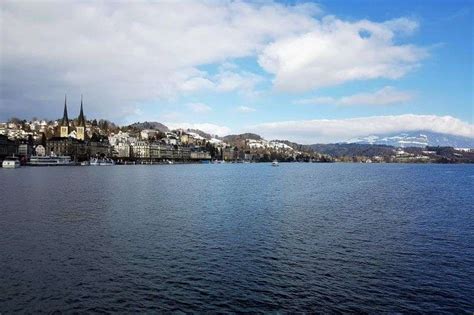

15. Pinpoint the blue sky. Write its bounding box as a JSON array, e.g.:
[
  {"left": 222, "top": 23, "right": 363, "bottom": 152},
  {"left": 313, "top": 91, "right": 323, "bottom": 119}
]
[{"left": 0, "top": 0, "right": 472, "bottom": 142}]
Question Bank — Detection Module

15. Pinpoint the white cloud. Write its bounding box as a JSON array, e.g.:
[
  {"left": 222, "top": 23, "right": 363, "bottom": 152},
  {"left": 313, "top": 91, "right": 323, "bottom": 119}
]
[
  {"left": 180, "top": 69, "right": 263, "bottom": 95},
  {"left": 215, "top": 70, "right": 262, "bottom": 94},
  {"left": 187, "top": 102, "right": 212, "bottom": 113},
  {"left": 296, "top": 86, "right": 413, "bottom": 106},
  {"left": 250, "top": 114, "right": 474, "bottom": 143},
  {"left": 0, "top": 1, "right": 317, "bottom": 120},
  {"left": 237, "top": 106, "right": 257, "bottom": 113},
  {"left": 258, "top": 16, "right": 427, "bottom": 91},
  {"left": 0, "top": 1, "right": 427, "bottom": 122},
  {"left": 179, "top": 77, "right": 215, "bottom": 92},
  {"left": 164, "top": 122, "right": 231, "bottom": 136}
]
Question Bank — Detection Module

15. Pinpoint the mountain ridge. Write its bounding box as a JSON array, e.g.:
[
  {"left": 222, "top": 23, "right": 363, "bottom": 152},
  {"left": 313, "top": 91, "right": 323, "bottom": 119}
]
[{"left": 344, "top": 130, "right": 473, "bottom": 148}]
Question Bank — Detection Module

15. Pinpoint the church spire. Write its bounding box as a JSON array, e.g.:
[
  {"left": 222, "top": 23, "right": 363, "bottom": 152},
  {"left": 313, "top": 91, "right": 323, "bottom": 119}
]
[
  {"left": 61, "top": 94, "right": 69, "bottom": 126},
  {"left": 60, "top": 94, "right": 70, "bottom": 138},
  {"left": 77, "top": 94, "right": 86, "bottom": 127}
]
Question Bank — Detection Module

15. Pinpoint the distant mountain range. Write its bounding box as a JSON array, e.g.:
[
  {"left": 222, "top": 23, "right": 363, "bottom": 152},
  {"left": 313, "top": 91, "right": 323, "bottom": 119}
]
[
  {"left": 124, "top": 121, "right": 472, "bottom": 149},
  {"left": 344, "top": 131, "right": 473, "bottom": 148}
]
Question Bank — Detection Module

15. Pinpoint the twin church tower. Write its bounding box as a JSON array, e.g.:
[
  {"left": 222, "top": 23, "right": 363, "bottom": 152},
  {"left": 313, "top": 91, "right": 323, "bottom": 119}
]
[{"left": 59, "top": 95, "right": 86, "bottom": 141}]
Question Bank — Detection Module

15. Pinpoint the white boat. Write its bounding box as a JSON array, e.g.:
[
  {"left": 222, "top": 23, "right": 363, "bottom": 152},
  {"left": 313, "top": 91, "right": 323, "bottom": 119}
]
[
  {"left": 28, "top": 155, "right": 74, "bottom": 166},
  {"left": 272, "top": 160, "right": 279, "bottom": 166},
  {"left": 2, "top": 157, "right": 21, "bottom": 168},
  {"left": 90, "top": 157, "right": 115, "bottom": 166}
]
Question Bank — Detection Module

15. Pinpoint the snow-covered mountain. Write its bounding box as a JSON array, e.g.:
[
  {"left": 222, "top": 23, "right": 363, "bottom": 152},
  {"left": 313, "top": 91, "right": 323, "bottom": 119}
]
[{"left": 345, "top": 131, "right": 473, "bottom": 148}]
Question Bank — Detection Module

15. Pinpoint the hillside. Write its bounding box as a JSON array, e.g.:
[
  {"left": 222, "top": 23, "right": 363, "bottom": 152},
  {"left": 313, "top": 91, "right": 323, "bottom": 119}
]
[
  {"left": 271, "top": 140, "right": 314, "bottom": 153},
  {"left": 128, "top": 121, "right": 169, "bottom": 132},
  {"left": 310, "top": 143, "right": 396, "bottom": 158},
  {"left": 221, "top": 133, "right": 263, "bottom": 143},
  {"left": 185, "top": 129, "right": 213, "bottom": 140}
]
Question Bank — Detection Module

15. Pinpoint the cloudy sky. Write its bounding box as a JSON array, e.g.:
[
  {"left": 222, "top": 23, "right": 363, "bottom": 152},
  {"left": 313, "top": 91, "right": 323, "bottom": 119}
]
[{"left": 0, "top": 0, "right": 472, "bottom": 143}]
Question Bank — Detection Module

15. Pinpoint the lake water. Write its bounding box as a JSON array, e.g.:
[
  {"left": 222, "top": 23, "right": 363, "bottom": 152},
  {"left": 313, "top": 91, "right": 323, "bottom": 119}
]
[{"left": 1, "top": 163, "right": 473, "bottom": 313}]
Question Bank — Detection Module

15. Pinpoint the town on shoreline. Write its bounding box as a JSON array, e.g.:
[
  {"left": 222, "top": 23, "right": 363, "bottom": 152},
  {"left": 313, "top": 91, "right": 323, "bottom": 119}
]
[{"left": 1, "top": 98, "right": 473, "bottom": 166}]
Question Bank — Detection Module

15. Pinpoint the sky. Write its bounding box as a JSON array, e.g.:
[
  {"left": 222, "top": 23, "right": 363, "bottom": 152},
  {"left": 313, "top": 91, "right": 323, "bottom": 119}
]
[{"left": 0, "top": 0, "right": 472, "bottom": 143}]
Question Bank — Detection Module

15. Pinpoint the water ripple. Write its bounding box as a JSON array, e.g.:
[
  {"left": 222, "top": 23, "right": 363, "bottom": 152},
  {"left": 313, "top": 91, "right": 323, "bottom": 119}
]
[{"left": 0, "top": 164, "right": 473, "bottom": 313}]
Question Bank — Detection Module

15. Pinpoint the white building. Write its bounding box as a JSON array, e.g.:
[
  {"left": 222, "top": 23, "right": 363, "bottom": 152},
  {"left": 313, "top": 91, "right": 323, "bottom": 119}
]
[
  {"left": 115, "top": 143, "right": 131, "bottom": 158},
  {"left": 35, "top": 145, "right": 46, "bottom": 156},
  {"left": 109, "top": 131, "right": 137, "bottom": 146},
  {"left": 140, "top": 129, "right": 158, "bottom": 140}
]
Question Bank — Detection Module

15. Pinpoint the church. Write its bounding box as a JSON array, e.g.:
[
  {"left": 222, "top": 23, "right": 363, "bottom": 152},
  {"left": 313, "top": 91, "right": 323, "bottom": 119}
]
[
  {"left": 46, "top": 96, "right": 111, "bottom": 159},
  {"left": 59, "top": 95, "right": 86, "bottom": 140}
]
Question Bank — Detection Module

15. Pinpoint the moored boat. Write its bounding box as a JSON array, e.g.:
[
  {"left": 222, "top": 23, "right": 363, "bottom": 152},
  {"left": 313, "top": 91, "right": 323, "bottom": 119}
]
[
  {"left": 90, "top": 157, "right": 115, "bottom": 166},
  {"left": 2, "top": 156, "right": 21, "bottom": 168},
  {"left": 28, "top": 155, "right": 75, "bottom": 166},
  {"left": 272, "top": 160, "right": 279, "bottom": 166}
]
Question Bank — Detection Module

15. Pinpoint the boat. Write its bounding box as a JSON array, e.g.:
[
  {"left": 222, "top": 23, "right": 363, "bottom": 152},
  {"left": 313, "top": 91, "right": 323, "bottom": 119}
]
[
  {"left": 90, "top": 157, "right": 115, "bottom": 166},
  {"left": 272, "top": 160, "right": 279, "bottom": 166},
  {"left": 80, "top": 161, "right": 90, "bottom": 166},
  {"left": 2, "top": 156, "right": 21, "bottom": 168},
  {"left": 28, "top": 155, "right": 75, "bottom": 166}
]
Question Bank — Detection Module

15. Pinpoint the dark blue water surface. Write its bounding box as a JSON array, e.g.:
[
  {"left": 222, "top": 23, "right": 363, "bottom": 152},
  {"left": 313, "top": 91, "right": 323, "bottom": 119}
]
[{"left": 1, "top": 163, "right": 473, "bottom": 313}]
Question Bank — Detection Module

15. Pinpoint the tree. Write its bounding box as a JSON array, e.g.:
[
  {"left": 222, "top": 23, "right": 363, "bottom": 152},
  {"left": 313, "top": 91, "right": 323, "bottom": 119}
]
[{"left": 9, "top": 117, "right": 21, "bottom": 124}]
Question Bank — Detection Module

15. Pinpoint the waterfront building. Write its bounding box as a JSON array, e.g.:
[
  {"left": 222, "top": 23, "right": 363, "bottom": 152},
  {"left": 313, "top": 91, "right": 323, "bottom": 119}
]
[
  {"left": 88, "top": 141, "right": 111, "bottom": 157},
  {"left": 46, "top": 137, "right": 86, "bottom": 158},
  {"left": 131, "top": 141, "right": 150, "bottom": 159},
  {"left": 0, "top": 134, "right": 17, "bottom": 159},
  {"left": 223, "top": 147, "right": 238, "bottom": 161},
  {"left": 18, "top": 143, "right": 33, "bottom": 157},
  {"left": 158, "top": 144, "right": 174, "bottom": 159},
  {"left": 190, "top": 151, "right": 211, "bottom": 160},
  {"left": 130, "top": 141, "right": 189, "bottom": 160},
  {"left": 133, "top": 142, "right": 168, "bottom": 160},
  {"left": 109, "top": 131, "right": 136, "bottom": 158},
  {"left": 113, "top": 143, "right": 131, "bottom": 158}
]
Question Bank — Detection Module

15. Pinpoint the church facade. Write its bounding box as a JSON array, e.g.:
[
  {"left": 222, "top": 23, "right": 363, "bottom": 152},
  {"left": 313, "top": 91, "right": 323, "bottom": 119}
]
[
  {"left": 59, "top": 95, "right": 86, "bottom": 140},
  {"left": 46, "top": 96, "right": 111, "bottom": 160}
]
